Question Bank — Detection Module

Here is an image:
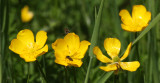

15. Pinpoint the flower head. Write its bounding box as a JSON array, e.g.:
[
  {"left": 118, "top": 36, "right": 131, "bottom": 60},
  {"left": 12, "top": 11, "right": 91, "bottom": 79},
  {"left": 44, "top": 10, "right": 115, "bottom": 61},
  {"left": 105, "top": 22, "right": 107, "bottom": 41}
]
[
  {"left": 93, "top": 38, "right": 140, "bottom": 72},
  {"left": 119, "top": 5, "right": 151, "bottom": 32},
  {"left": 52, "top": 33, "right": 91, "bottom": 67},
  {"left": 21, "top": 5, "right": 34, "bottom": 22},
  {"left": 9, "top": 29, "right": 48, "bottom": 62}
]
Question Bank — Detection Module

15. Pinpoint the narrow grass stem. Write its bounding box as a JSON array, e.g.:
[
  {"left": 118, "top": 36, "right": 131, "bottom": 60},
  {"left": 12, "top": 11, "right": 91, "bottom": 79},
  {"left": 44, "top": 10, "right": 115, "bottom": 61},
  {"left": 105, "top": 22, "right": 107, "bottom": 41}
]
[
  {"left": 35, "top": 60, "right": 48, "bottom": 83},
  {"left": 114, "top": 74, "right": 119, "bottom": 83},
  {"left": 65, "top": 67, "right": 69, "bottom": 83},
  {"left": 73, "top": 68, "right": 77, "bottom": 83},
  {"left": 84, "top": 57, "right": 93, "bottom": 83},
  {"left": 27, "top": 63, "right": 30, "bottom": 83}
]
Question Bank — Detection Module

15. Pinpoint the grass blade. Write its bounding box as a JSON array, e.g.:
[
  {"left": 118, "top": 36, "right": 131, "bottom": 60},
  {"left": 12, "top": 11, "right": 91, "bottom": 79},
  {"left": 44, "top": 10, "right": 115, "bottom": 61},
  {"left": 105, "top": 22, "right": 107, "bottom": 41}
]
[
  {"left": 98, "top": 71, "right": 113, "bottom": 83},
  {"left": 84, "top": 0, "right": 104, "bottom": 83}
]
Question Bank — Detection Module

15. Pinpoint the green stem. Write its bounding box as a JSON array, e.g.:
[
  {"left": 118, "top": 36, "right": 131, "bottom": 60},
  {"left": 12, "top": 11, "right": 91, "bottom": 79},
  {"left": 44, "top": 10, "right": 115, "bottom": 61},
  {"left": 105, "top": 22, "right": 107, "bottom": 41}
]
[
  {"left": 84, "top": 57, "right": 92, "bottom": 83},
  {"left": 114, "top": 74, "right": 119, "bottom": 83},
  {"left": 35, "top": 60, "right": 48, "bottom": 83},
  {"left": 27, "top": 63, "right": 30, "bottom": 83},
  {"left": 65, "top": 67, "right": 69, "bottom": 83},
  {"left": 73, "top": 68, "right": 77, "bottom": 83}
]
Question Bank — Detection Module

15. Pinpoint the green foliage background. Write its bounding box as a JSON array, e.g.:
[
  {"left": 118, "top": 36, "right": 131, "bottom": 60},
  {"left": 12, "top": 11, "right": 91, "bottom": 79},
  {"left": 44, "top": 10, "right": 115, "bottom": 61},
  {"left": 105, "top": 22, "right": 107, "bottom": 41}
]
[{"left": 0, "top": 0, "right": 160, "bottom": 83}]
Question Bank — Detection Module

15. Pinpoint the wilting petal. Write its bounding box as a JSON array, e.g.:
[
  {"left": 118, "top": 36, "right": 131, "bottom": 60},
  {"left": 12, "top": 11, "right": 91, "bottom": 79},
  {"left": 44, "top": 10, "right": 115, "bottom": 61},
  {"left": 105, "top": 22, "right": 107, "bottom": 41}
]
[
  {"left": 9, "top": 39, "right": 27, "bottom": 54},
  {"left": 93, "top": 46, "right": 112, "bottom": 63},
  {"left": 21, "top": 6, "right": 33, "bottom": 22},
  {"left": 52, "top": 39, "right": 69, "bottom": 58},
  {"left": 17, "top": 29, "right": 34, "bottom": 48},
  {"left": 119, "top": 9, "right": 133, "bottom": 25},
  {"left": 72, "top": 40, "right": 91, "bottom": 59},
  {"left": 64, "top": 33, "right": 80, "bottom": 55},
  {"left": 120, "top": 43, "right": 132, "bottom": 61},
  {"left": 119, "top": 61, "right": 140, "bottom": 72},
  {"left": 132, "top": 5, "right": 147, "bottom": 20},
  {"left": 104, "top": 38, "right": 121, "bottom": 59},
  {"left": 36, "top": 30, "right": 47, "bottom": 49},
  {"left": 68, "top": 59, "right": 83, "bottom": 67},
  {"left": 100, "top": 64, "right": 117, "bottom": 72}
]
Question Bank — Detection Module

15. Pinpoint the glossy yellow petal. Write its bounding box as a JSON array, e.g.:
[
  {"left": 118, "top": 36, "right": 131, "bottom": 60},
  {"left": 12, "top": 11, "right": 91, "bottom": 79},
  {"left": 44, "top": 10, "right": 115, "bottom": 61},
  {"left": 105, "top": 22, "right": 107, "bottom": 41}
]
[
  {"left": 119, "top": 61, "right": 140, "bottom": 72},
  {"left": 55, "top": 58, "right": 68, "bottom": 66},
  {"left": 72, "top": 40, "right": 91, "bottom": 59},
  {"left": 121, "top": 23, "right": 146, "bottom": 32},
  {"left": 17, "top": 29, "right": 34, "bottom": 48},
  {"left": 64, "top": 33, "right": 80, "bottom": 55},
  {"left": 9, "top": 39, "right": 27, "bottom": 54},
  {"left": 119, "top": 9, "right": 133, "bottom": 25},
  {"left": 19, "top": 53, "right": 36, "bottom": 62},
  {"left": 120, "top": 43, "right": 132, "bottom": 61},
  {"left": 143, "top": 11, "right": 151, "bottom": 24},
  {"left": 104, "top": 38, "right": 121, "bottom": 58},
  {"left": 36, "top": 30, "right": 47, "bottom": 49},
  {"left": 21, "top": 6, "right": 33, "bottom": 22},
  {"left": 52, "top": 39, "right": 69, "bottom": 58},
  {"left": 35, "top": 44, "right": 48, "bottom": 57},
  {"left": 132, "top": 5, "right": 147, "bottom": 20},
  {"left": 100, "top": 64, "right": 117, "bottom": 72},
  {"left": 68, "top": 59, "right": 83, "bottom": 67},
  {"left": 93, "top": 46, "right": 112, "bottom": 63}
]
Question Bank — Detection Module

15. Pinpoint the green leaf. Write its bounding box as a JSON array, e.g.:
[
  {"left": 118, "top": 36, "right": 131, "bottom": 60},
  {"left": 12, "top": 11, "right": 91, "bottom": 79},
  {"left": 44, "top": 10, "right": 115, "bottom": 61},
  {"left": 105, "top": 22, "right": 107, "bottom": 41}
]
[
  {"left": 98, "top": 71, "right": 113, "bottom": 83},
  {"left": 84, "top": 0, "right": 104, "bottom": 83}
]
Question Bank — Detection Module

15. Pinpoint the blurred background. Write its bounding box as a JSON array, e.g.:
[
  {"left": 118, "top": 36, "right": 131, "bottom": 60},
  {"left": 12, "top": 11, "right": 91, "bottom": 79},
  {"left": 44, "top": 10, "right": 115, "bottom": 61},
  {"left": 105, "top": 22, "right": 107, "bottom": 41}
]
[{"left": 0, "top": 0, "right": 160, "bottom": 83}]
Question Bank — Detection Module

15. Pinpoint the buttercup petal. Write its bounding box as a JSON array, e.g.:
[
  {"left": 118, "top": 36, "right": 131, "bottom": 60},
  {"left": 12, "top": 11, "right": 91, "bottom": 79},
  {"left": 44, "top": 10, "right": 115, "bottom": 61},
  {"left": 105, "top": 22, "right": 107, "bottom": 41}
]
[
  {"left": 119, "top": 9, "right": 133, "bottom": 25},
  {"left": 21, "top": 6, "right": 33, "bottom": 22},
  {"left": 121, "top": 24, "right": 146, "bottom": 32},
  {"left": 72, "top": 40, "right": 91, "bottom": 59},
  {"left": 52, "top": 39, "right": 69, "bottom": 58},
  {"left": 17, "top": 29, "right": 34, "bottom": 47},
  {"left": 35, "top": 44, "right": 48, "bottom": 57},
  {"left": 68, "top": 59, "right": 83, "bottom": 67},
  {"left": 100, "top": 64, "right": 117, "bottom": 72},
  {"left": 120, "top": 43, "right": 132, "bottom": 61},
  {"left": 143, "top": 11, "right": 151, "bottom": 24},
  {"left": 64, "top": 33, "right": 80, "bottom": 55},
  {"left": 19, "top": 53, "right": 36, "bottom": 62},
  {"left": 55, "top": 58, "right": 68, "bottom": 66},
  {"left": 104, "top": 38, "right": 121, "bottom": 59},
  {"left": 93, "top": 46, "right": 112, "bottom": 63},
  {"left": 132, "top": 5, "right": 147, "bottom": 20},
  {"left": 119, "top": 61, "right": 140, "bottom": 72},
  {"left": 36, "top": 30, "right": 47, "bottom": 49},
  {"left": 9, "top": 39, "right": 27, "bottom": 54}
]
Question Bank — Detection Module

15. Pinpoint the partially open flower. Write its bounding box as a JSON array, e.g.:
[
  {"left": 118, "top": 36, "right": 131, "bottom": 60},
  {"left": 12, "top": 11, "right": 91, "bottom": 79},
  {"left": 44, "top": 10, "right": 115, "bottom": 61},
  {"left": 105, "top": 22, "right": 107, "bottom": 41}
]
[
  {"left": 119, "top": 5, "right": 151, "bottom": 32},
  {"left": 21, "top": 5, "right": 34, "bottom": 22},
  {"left": 52, "top": 33, "right": 91, "bottom": 67},
  {"left": 93, "top": 38, "right": 140, "bottom": 72},
  {"left": 9, "top": 29, "right": 48, "bottom": 62}
]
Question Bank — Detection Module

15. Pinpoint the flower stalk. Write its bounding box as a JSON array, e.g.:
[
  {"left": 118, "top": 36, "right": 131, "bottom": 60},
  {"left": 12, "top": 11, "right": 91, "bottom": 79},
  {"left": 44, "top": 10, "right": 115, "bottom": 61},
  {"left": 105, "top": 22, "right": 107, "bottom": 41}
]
[{"left": 35, "top": 60, "right": 48, "bottom": 83}]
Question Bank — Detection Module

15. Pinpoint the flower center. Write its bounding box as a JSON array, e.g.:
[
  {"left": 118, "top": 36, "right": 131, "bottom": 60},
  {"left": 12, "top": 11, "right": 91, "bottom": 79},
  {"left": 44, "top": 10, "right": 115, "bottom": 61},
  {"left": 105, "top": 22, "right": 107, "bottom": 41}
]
[
  {"left": 113, "top": 56, "right": 120, "bottom": 62},
  {"left": 66, "top": 56, "right": 73, "bottom": 61}
]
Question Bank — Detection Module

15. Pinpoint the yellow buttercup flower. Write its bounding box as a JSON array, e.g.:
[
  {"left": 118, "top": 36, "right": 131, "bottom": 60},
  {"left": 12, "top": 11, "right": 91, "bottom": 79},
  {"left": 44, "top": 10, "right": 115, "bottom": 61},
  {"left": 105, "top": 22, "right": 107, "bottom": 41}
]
[
  {"left": 9, "top": 29, "right": 48, "bottom": 62},
  {"left": 52, "top": 33, "right": 91, "bottom": 67},
  {"left": 119, "top": 5, "right": 151, "bottom": 32},
  {"left": 21, "top": 5, "right": 34, "bottom": 22},
  {"left": 93, "top": 38, "right": 140, "bottom": 72}
]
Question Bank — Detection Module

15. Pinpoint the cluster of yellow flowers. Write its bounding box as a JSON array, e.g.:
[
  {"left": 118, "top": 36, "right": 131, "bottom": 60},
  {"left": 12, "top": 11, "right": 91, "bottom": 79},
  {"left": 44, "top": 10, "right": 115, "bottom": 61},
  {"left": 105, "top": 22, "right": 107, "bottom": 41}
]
[{"left": 10, "top": 5, "right": 151, "bottom": 73}]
